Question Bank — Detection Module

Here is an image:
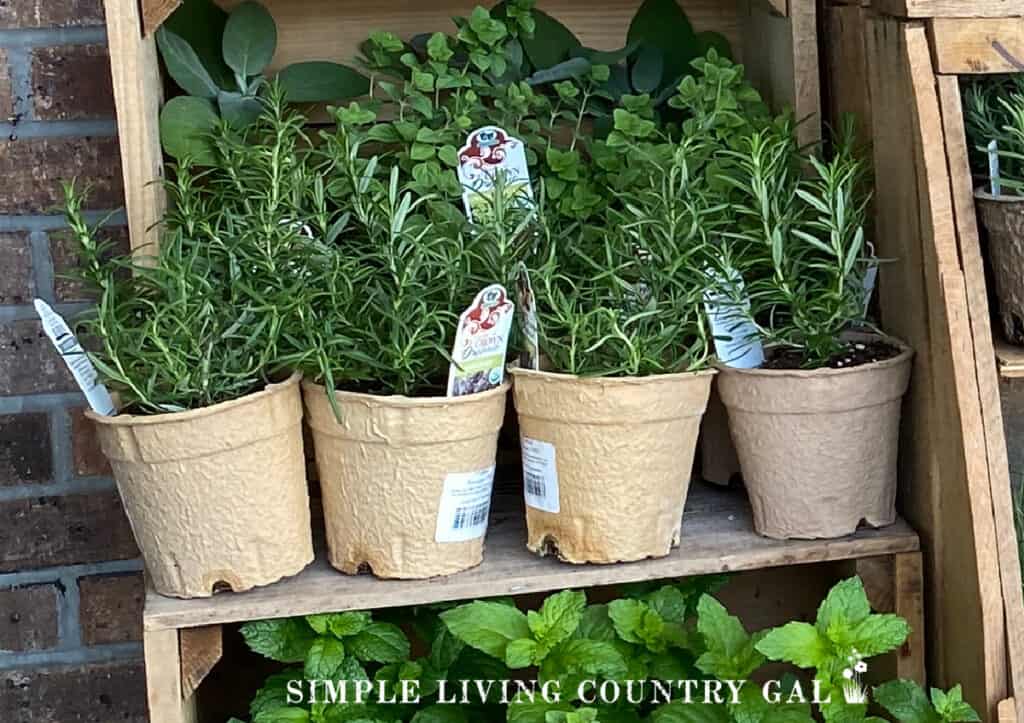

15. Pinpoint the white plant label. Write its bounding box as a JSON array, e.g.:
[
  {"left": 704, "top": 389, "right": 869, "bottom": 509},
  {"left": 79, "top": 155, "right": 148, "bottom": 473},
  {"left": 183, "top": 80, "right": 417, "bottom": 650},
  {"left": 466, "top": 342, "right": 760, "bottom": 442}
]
[
  {"left": 989, "top": 139, "right": 1002, "bottom": 196},
  {"left": 34, "top": 299, "right": 116, "bottom": 416},
  {"left": 516, "top": 262, "right": 540, "bottom": 370},
  {"left": 435, "top": 465, "right": 495, "bottom": 543},
  {"left": 458, "top": 126, "right": 535, "bottom": 222},
  {"left": 522, "top": 437, "right": 559, "bottom": 513},
  {"left": 862, "top": 242, "right": 879, "bottom": 312},
  {"left": 703, "top": 267, "right": 764, "bottom": 369},
  {"left": 447, "top": 284, "right": 515, "bottom": 397}
]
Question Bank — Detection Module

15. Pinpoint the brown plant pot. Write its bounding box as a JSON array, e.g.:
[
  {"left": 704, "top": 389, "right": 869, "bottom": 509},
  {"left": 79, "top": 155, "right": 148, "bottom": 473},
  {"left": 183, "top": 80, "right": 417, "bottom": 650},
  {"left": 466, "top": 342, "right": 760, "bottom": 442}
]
[
  {"left": 303, "top": 381, "right": 509, "bottom": 579},
  {"left": 509, "top": 366, "right": 715, "bottom": 564},
  {"left": 717, "top": 337, "right": 913, "bottom": 540},
  {"left": 975, "top": 191, "right": 1024, "bottom": 344},
  {"left": 87, "top": 373, "right": 314, "bottom": 599}
]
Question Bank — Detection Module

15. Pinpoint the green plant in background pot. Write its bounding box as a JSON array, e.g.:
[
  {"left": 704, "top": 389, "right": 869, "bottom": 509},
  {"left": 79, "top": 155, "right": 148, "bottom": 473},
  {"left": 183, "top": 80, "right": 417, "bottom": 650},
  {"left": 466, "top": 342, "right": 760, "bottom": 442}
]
[
  {"left": 60, "top": 96, "right": 322, "bottom": 598},
  {"left": 714, "top": 122, "right": 914, "bottom": 540},
  {"left": 963, "top": 76, "right": 1024, "bottom": 345},
  {"left": 229, "top": 576, "right": 980, "bottom": 723}
]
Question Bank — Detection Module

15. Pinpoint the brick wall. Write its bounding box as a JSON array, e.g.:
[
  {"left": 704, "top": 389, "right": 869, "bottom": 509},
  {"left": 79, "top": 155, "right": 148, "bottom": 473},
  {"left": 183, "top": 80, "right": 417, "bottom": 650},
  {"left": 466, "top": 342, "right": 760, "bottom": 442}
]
[{"left": 0, "top": 1, "right": 148, "bottom": 721}]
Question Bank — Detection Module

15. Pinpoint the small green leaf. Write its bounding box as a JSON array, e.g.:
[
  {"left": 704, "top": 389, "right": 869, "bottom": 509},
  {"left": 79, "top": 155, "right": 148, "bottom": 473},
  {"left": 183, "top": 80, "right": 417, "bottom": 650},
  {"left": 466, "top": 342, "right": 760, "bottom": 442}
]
[
  {"left": 218, "top": 90, "right": 263, "bottom": 128},
  {"left": 874, "top": 680, "right": 940, "bottom": 723},
  {"left": 277, "top": 61, "right": 369, "bottom": 103},
  {"left": 411, "top": 705, "right": 470, "bottom": 723},
  {"left": 163, "top": 0, "right": 233, "bottom": 89},
  {"left": 241, "top": 619, "right": 317, "bottom": 663},
  {"left": 441, "top": 601, "right": 531, "bottom": 660},
  {"left": 651, "top": 701, "right": 731, "bottom": 723},
  {"left": 305, "top": 636, "right": 346, "bottom": 680},
  {"left": 328, "top": 611, "right": 373, "bottom": 637},
  {"left": 848, "top": 613, "right": 909, "bottom": 656},
  {"left": 817, "top": 577, "right": 872, "bottom": 634},
  {"left": 347, "top": 622, "right": 410, "bottom": 663},
  {"left": 696, "top": 31, "right": 733, "bottom": 61},
  {"left": 159, "top": 96, "right": 219, "bottom": 165},
  {"left": 755, "top": 621, "right": 827, "bottom": 669},
  {"left": 506, "top": 637, "right": 539, "bottom": 667},
  {"left": 223, "top": 1, "right": 278, "bottom": 78},
  {"left": 695, "top": 594, "right": 765, "bottom": 679},
  {"left": 427, "top": 32, "right": 454, "bottom": 62},
  {"left": 156, "top": 27, "right": 220, "bottom": 98}
]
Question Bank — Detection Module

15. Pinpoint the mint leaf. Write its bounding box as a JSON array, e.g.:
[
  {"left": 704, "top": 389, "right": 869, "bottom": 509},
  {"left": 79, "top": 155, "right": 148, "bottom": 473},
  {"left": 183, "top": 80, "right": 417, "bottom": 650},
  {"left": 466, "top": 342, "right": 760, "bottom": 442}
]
[
  {"left": 755, "top": 622, "right": 827, "bottom": 668},
  {"left": 874, "top": 680, "right": 939, "bottom": 723},
  {"left": 646, "top": 586, "right": 689, "bottom": 623},
  {"left": 817, "top": 578, "right": 872, "bottom": 634},
  {"left": 305, "top": 636, "right": 346, "bottom": 680},
  {"left": 931, "top": 685, "right": 981, "bottom": 722},
  {"left": 242, "top": 619, "right": 317, "bottom": 663},
  {"left": 695, "top": 595, "right": 765, "bottom": 679},
  {"left": 538, "top": 639, "right": 628, "bottom": 682},
  {"left": 508, "top": 697, "right": 575, "bottom": 723},
  {"left": 507, "top": 638, "right": 540, "bottom": 668},
  {"left": 848, "top": 614, "right": 909, "bottom": 657},
  {"left": 576, "top": 605, "right": 617, "bottom": 642},
  {"left": 652, "top": 701, "right": 731, "bottom": 723},
  {"left": 347, "top": 622, "right": 410, "bottom": 663},
  {"left": 253, "top": 707, "right": 310, "bottom": 723},
  {"left": 411, "top": 705, "right": 469, "bottom": 723},
  {"left": 529, "top": 590, "right": 587, "bottom": 649},
  {"left": 441, "top": 601, "right": 531, "bottom": 660},
  {"left": 330, "top": 612, "right": 373, "bottom": 638},
  {"left": 609, "top": 599, "right": 667, "bottom": 651}
]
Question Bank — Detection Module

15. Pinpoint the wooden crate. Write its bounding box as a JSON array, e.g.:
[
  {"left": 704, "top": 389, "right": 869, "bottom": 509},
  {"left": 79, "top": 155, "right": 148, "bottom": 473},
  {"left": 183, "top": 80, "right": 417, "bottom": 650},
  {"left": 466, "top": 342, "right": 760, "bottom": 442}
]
[
  {"left": 826, "top": 4, "right": 1024, "bottom": 721},
  {"left": 107, "top": 0, "right": 821, "bottom": 254}
]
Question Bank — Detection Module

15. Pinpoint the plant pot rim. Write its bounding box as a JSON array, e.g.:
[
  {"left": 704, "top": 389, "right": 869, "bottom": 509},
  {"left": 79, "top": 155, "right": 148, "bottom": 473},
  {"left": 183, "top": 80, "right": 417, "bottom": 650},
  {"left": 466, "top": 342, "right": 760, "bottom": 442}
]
[
  {"left": 715, "top": 335, "right": 913, "bottom": 379},
  {"left": 508, "top": 363, "right": 716, "bottom": 385},
  {"left": 85, "top": 371, "right": 302, "bottom": 426},
  {"left": 301, "top": 379, "right": 511, "bottom": 408},
  {"left": 975, "top": 188, "right": 1024, "bottom": 204}
]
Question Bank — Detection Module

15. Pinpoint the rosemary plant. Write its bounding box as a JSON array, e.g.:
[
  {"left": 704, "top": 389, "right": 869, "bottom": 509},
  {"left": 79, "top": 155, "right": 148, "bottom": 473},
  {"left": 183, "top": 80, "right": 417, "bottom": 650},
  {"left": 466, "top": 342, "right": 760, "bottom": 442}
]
[{"left": 963, "top": 75, "right": 1024, "bottom": 194}]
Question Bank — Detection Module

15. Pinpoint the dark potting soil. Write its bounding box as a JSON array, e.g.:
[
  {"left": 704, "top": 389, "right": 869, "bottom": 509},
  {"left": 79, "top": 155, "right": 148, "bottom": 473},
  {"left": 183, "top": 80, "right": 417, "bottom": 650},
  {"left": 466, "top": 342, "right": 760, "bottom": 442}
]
[{"left": 760, "top": 340, "right": 903, "bottom": 371}]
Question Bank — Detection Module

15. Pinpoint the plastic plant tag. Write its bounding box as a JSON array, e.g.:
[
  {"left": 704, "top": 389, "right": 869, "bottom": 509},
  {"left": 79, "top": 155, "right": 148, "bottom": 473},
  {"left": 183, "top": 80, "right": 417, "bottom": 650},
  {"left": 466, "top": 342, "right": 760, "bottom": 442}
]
[
  {"left": 447, "top": 284, "right": 515, "bottom": 397},
  {"left": 703, "top": 267, "right": 764, "bottom": 369},
  {"left": 522, "top": 437, "right": 559, "bottom": 513},
  {"left": 34, "top": 299, "right": 115, "bottom": 416},
  {"left": 989, "top": 139, "right": 1002, "bottom": 196},
  {"left": 458, "top": 126, "right": 535, "bottom": 222},
  {"left": 862, "top": 242, "right": 880, "bottom": 312},
  {"left": 516, "top": 262, "right": 540, "bottom": 370},
  {"left": 434, "top": 465, "right": 495, "bottom": 543}
]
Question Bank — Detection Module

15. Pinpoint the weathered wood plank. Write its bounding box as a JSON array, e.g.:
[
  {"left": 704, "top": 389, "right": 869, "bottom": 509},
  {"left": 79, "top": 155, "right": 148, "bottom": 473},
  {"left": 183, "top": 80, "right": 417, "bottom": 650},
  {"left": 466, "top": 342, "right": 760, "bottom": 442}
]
[
  {"left": 179, "top": 625, "right": 223, "bottom": 699},
  {"left": 875, "top": 0, "right": 1024, "bottom": 18},
  {"left": 144, "top": 629, "right": 187, "bottom": 723},
  {"left": 930, "top": 17, "right": 1024, "bottom": 74}
]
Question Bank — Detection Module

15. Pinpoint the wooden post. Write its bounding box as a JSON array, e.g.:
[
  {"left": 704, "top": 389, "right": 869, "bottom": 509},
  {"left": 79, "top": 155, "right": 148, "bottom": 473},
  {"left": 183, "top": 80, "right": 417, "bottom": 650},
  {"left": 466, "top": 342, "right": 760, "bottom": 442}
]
[{"left": 144, "top": 629, "right": 197, "bottom": 723}]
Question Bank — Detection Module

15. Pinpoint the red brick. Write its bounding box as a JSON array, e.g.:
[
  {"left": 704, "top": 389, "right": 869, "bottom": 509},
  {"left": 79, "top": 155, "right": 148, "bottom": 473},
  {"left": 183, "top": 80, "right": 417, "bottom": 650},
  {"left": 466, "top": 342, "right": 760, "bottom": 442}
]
[
  {"left": 0, "top": 232, "right": 34, "bottom": 304},
  {"left": 0, "top": 319, "right": 75, "bottom": 395},
  {"left": 0, "top": 412, "right": 52, "bottom": 486},
  {"left": 1, "top": 661, "right": 147, "bottom": 723},
  {"left": 0, "top": 583, "right": 59, "bottom": 651},
  {"left": 51, "top": 225, "right": 129, "bottom": 302},
  {"left": 0, "top": 136, "right": 123, "bottom": 214},
  {"left": 0, "top": 0, "right": 104, "bottom": 28},
  {"left": 79, "top": 572, "right": 143, "bottom": 645},
  {"left": 70, "top": 407, "right": 110, "bottom": 476},
  {"left": 32, "top": 44, "right": 115, "bottom": 121},
  {"left": 0, "top": 48, "right": 12, "bottom": 121},
  {"left": 0, "top": 491, "right": 138, "bottom": 572}
]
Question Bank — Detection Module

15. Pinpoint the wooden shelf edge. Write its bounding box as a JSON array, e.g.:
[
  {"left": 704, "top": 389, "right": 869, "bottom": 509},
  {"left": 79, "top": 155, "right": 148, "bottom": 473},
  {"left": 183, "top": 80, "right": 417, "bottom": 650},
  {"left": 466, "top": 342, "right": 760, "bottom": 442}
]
[{"left": 995, "top": 340, "right": 1024, "bottom": 379}]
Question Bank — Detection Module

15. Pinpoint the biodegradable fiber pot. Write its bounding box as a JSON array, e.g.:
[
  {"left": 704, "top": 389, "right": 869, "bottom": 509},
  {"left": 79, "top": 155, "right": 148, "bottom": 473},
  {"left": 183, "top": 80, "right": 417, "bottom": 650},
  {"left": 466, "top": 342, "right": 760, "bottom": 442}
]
[
  {"left": 303, "top": 381, "right": 509, "bottom": 579},
  {"left": 975, "top": 191, "right": 1024, "bottom": 344},
  {"left": 509, "top": 366, "right": 715, "bottom": 564},
  {"left": 87, "top": 373, "right": 314, "bottom": 598},
  {"left": 716, "top": 337, "right": 913, "bottom": 540}
]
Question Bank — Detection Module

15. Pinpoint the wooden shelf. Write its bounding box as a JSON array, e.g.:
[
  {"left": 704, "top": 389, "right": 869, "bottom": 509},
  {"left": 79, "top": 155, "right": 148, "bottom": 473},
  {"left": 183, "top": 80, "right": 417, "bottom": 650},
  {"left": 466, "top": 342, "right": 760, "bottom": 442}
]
[
  {"left": 143, "top": 483, "right": 919, "bottom": 631},
  {"left": 996, "top": 340, "right": 1024, "bottom": 379}
]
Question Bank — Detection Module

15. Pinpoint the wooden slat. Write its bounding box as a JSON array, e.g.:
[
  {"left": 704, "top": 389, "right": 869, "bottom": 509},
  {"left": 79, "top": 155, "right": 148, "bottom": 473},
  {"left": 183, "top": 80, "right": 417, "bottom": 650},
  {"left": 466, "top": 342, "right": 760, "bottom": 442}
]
[
  {"left": 875, "top": 0, "right": 1024, "bottom": 17},
  {"left": 997, "top": 341, "right": 1024, "bottom": 379},
  {"left": 938, "top": 74, "right": 1024, "bottom": 723},
  {"left": 825, "top": 3, "right": 872, "bottom": 142},
  {"left": 144, "top": 629, "right": 188, "bottom": 723},
  {"left": 1001, "top": 698, "right": 1019, "bottom": 723},
  {"left": 929, "top": 17, "right": 1024, "bottom": 74},
  {"left": 893, "top": 552, "right": 928, "bottom": 684},
  {"left": 143, "top": 484, "right": 919, "bottom": 631},
  {"left": 142, "top": 0, "right": 180, "bottom": 35},
  {"left": 179, "top": 626, "right": 223, "bottom": 699},
  {"left": 104, "top": 0, "right": 165, "bottom": 254}
]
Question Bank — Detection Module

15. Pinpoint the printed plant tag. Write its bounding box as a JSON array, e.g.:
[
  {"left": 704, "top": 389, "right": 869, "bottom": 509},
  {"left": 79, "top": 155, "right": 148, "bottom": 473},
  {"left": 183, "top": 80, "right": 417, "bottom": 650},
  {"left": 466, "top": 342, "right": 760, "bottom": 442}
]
[
  {"left": 435, "top": 466, "right": 495, "bottom": 543},
  {"left": 522, "top": 437, "right": 559, "bottom": 513},
  {"left": 989, "top": 139, "right": 1002, "bottom": 196},
  {"left": 34, "top": 299, "right": 116, "bottom": 416},
  {"left": 703, "top": 267, "right": 764, "bottom": 369},
  {"left": 447, "top": 284, "right": 515, "bottom": 397},
  {"left": 862, "top": 242, "right": 880, "bottom": 312},
  {"left": 516, "top": 262, "right": 540, "bottom": 370},
  {"left": 458, "top": 126, "right": 535, "bottom": 223}
]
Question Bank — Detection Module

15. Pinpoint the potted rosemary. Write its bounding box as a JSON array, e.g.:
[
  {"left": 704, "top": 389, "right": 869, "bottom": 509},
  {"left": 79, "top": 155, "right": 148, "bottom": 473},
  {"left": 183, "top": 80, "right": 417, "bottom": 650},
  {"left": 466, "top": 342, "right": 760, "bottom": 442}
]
[
  {"left": 714, "top": 124, "right": 913, "bottom": 540},
  {"left": 509, "top": 135, "right": 717, "bottom": 564},
  {"left": 964, "top": 77, "right": 1024, "bottom": 344},
  {"left": 61, "top": 100, "right": 320, "bottom": 598}
]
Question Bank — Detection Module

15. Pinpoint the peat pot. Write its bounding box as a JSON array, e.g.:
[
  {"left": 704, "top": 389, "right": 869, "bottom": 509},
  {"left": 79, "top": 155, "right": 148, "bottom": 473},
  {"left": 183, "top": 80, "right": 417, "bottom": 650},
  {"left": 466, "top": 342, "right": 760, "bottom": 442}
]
[
  {"left": 975, "top": 191, "right": 1024, "bottom": 344},
  {"left": 303, "top": 381, "right": 509, "bottom": 579},
  {"left": 717, "top": 337, "right": 913, "bottom": 540},
  {"left": 87, "top": 373, "right": 313, "bottom": 598},
  {"left": 509, "top": 366, "right": 715, "bottom": 564}
]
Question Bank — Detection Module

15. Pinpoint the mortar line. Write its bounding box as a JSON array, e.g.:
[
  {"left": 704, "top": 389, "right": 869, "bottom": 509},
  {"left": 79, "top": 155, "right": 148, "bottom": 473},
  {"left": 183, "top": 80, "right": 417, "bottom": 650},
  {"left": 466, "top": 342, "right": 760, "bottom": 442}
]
[
  {"left": 0, "top": 392, "right": 89, "bottom": 413},
  {"left": 0, "top": 642, "right": 142, "bottom": 670},
  {"left": 47, "top": 405, "right": 73, "bottom": 484},
  {"left": 3, "top": 119, "right": 117, "bottom": 140},
  {"left": 0, "top": 300, "right": 91, "bottom": 322},
  {"left": 0, "top": 27, "right": 108, "bottom": 49},
  {"left": 0, "top": 476, "right": 115, "bottom": 503},
  {"left": 28, "top": 229, "right": 54, "bottom": 305},
  {"left": 0, "top": 559, "right": 142, "bottom": 588},
  {"left": 4, "top": 44, "right": 32, "bottom": 124},
  {"left": 57, "top": 571, "right": 82, "bottom": 649},
  {"left": 0, "top": 211, "right": 126, "bottom": 232}
]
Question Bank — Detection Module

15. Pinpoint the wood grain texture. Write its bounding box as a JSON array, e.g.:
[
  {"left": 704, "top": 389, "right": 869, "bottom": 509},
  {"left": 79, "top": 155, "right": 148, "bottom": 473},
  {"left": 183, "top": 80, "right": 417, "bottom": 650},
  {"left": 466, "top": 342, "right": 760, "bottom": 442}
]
[
  {"left": 825, "top": 3, "right": 872, "bottom": 142},
  {"left": 938, "top": 74, "right": 1024, "bottom": 723},
  {"left": 997, "top": 341, "right": 1024, "bottom": 378},
  {"left": 179, "top": 625, "right": 222, "bottom": 699},
  {"left": 104, "top": 0, "right": 165, "bottom": 254},
  {"left": 930, "top": 17, "right": 1024, "bottom": 74},
  {"left": 143, "top": 484, "right": 919, "bottom": 630},
  {"left": 893, "top": 552, "right": 927, "bottom": 684},
  {"left": 875, "top": 0, "right": 1024, "bottom": 17},
  {"left": 142, "top": 0, "right": 180, "bottom": 35},
  {"left": 144, "top": 629, "right": 187, "bottom": 723},
  {"left": 1001, "top": 698, "right": 1019, "bottom": 723}
]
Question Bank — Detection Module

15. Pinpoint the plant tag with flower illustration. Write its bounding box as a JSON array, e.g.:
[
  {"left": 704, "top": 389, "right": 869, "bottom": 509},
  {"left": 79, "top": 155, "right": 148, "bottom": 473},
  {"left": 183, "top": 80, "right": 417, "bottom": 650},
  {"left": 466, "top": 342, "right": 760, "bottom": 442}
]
[
  {"left": 434, "top": 465, "right": 495, "bottom": 543},
  {"left": 34, "top": 299, "right": 116, "bottom": 416},
  {"left": 516, "top": 263, "right": 540, "bottom": 370},
  {"left": 447, "top": 284, "right": 515, "bottom": 397},
  {"left": 458, "top": 126, "right": 535, "bottom": 222},
  {"left": 522, "top": 437, "right": 559, "bottom": 513},
  {"left": 703, "top": 267, "right": 764, "bottom": 368}
]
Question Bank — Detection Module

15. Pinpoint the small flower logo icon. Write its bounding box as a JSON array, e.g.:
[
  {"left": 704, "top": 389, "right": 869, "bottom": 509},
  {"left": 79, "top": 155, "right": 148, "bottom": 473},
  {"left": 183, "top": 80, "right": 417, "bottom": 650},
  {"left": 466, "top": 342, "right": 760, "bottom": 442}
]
[{"left": 842, "top": 650, "right": 870, "bottom": 705}]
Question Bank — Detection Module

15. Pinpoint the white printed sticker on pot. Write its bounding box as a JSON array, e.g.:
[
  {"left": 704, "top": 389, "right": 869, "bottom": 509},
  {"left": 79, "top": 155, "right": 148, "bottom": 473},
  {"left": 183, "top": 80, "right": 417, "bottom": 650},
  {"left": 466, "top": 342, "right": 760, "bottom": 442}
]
[
  {"left": 522, "top": 437, "right": 559, "bottom": 513},
  {"left": 435, "top": 466, "right": 496, "bottom": 543},
  {"left": 702, "top": 266, "right": 764, "bottom": 369},
  {"left": 458, "top": 126, "right": 535, "bottom": 223},
  {"left": 447, "top": 284, "right": 515, "bottom": 397}
]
